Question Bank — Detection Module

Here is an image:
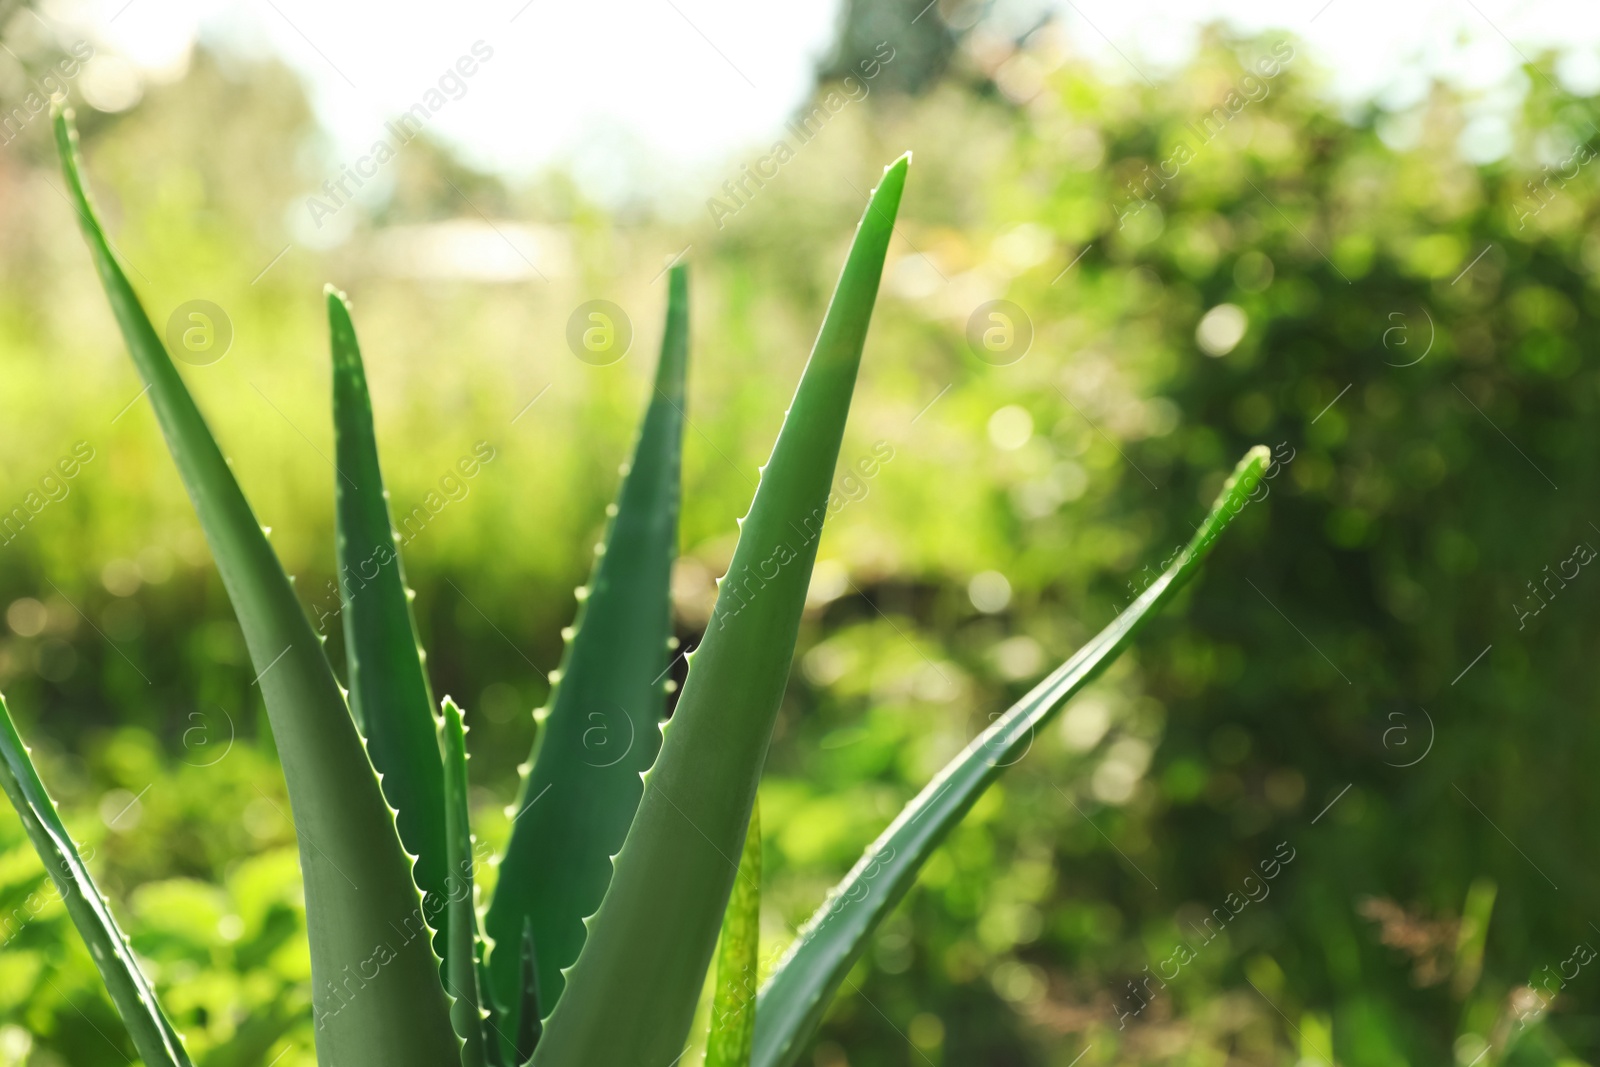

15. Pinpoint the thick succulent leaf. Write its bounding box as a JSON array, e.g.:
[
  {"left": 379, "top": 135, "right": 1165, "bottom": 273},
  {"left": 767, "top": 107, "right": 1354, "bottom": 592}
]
[
  {"left": 486, "top": 264, "right": 689, "bottom": 1018},
  {"left": 514, "top": 921, "right": 542, "bottom": 1064},
  {"left": 534, "top": 155, "right": 908, "bottom": 1066},
  {"left": 706, "top": 799, "right": 762, "bottom": 1067},
  {"left": 476, "top": 945, "right": 508, "bottom": 1067},
  {"left": 0, "top": 693, "right": 193, "bottom": 1067},
  {"left": 328, "top": 288, "right": 451, "bottom": 965},
  {"left": 53, "top": 106, "right": 458, "bottom": 1066},
  {"left": 750, "top": 446, "right": 1272, "bottom": 1067},
  {"left": 439, "top": 698, "right": 488, "bottom": 1067}
]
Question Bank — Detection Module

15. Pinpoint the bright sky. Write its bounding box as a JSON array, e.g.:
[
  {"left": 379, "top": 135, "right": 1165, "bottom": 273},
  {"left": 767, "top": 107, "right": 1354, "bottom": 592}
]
[{"left": 30, "top": 0, "right": 1600, "bottom": 190}]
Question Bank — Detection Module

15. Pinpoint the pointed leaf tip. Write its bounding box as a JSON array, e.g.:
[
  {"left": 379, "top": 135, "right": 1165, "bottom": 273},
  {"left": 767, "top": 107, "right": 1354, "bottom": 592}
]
[
  {"left": 489, "top": 263, "right": 689, "bottom": 1025},
  {"left": 57, "top": 89, "right": 459, "bottom": 1064},
  {"left": 514, "top": 918, "right": 544, "bottom": 1062},
  {"left": 328, "top": 287, "right": 455, "bottom": 1004},
  {"left": 871, "top": 154, "right": 909, "bottom": 199},
  {"left": 750, "top": 447, "right": 1268, "bottom": 1067},
  {"left": 440, "top": 693, "right": 489, "bottom": 1067},
  {"left": 1223, "top": 444, "right": 1272, "bottom": 497},
  {"left": 537, "top": 141, "right": 903, "bottom": 1067},
  {"left": 326, "top": 291, "right": 371, "bottom": 381}
]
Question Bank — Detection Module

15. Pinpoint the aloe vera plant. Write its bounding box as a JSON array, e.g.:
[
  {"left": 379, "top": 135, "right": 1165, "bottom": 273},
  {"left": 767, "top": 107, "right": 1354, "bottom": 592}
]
[{"left": 0, "top": 105, "right": 1271, "bottom": 1067}]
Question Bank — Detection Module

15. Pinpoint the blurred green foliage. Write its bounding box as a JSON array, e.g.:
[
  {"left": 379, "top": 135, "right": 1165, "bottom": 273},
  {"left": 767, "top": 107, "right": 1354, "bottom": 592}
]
[{"left": 0, "top": 12, "right": 1597, "bottom": 1067}]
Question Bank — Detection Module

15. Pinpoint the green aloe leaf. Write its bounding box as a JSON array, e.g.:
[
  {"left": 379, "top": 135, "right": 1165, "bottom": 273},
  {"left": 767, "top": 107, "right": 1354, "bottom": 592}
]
[
  {"left": 439, "top": 698, "right": 488, "bottom": 1067},
  {"left": 514, "top": 921, "right": 542, "bottom": 1064},
  {"left": 0, "top": 693, "right": 193, "bottom": 1067},
  {"left": 750, "top": 446, "right": 1271, "bottom": 1067},
  {"left": 486, "top": 264, "right": 689, "bottom": 1020},
  {"left": 328, "top": 287, "right": 451, "bottom": 965},
  {"left": 53, "top": 106, "right": 458, "bottom": 1065},
  {"left": 706, "top": 799, "right": 762, "bottom": 1067},
  {"left": 534, "top": 154, "right": 909, "bottom": 1066},
  {"left": 476, "top": 945, "right": 508, "bottom": 1067}
]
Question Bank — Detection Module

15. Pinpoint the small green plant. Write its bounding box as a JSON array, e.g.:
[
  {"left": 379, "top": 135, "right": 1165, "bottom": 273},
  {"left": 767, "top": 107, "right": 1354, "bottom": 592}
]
[{"left": 0, "top": 104, "right": 1268, "bottom": 1067}]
